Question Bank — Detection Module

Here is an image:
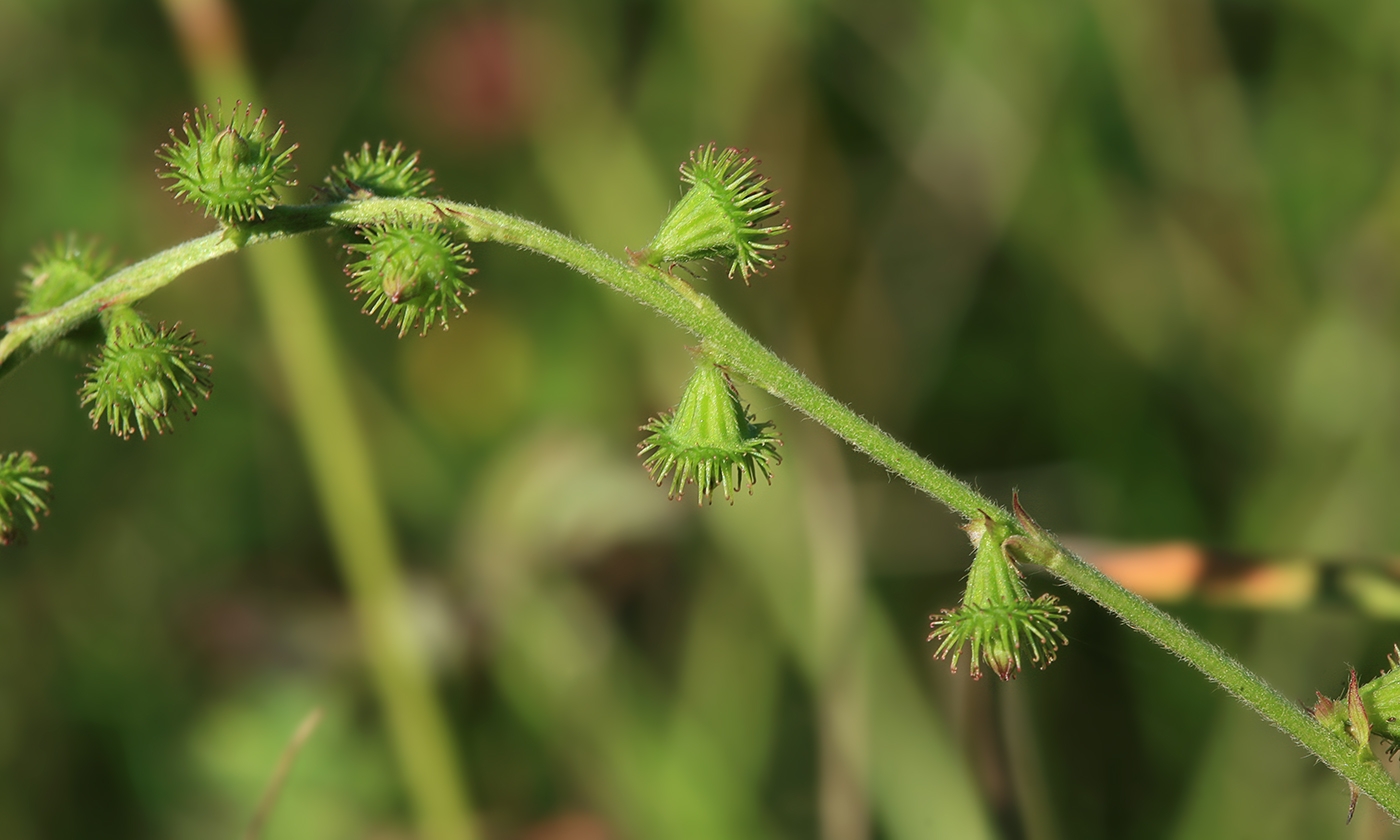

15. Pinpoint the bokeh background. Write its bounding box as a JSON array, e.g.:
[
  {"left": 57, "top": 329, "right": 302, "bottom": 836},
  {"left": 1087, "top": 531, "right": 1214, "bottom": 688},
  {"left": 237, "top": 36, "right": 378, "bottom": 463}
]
[{"left": 4, "top": 0, "right": 1400, "bottom": 837}]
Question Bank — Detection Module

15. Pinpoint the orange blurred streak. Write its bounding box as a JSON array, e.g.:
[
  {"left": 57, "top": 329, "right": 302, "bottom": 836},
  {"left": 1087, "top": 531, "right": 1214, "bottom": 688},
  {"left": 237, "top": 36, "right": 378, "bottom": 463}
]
[
  {"left": 1089, "top": 541, "right": 1316, "bottom": 608},
  {"left": 1092, "top": 541, "right": 1205, "bottom": 602}
]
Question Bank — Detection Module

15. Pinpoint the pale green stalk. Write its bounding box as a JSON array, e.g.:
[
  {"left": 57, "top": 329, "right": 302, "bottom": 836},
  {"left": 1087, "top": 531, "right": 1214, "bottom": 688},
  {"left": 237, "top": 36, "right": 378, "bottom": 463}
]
[
  {"left": 6, "top": 194, "right": 1397, "bottom": 817},
  {"left": 1038, "top": 546, "right": 1400, "bottom": 816}
]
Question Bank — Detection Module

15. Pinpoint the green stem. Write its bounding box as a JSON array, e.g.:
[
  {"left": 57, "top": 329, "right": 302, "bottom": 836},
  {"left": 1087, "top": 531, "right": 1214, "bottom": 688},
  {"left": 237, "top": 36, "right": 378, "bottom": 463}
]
[
  {"left": 8, "top": 194, "right": 1398, "bottom": 816},
  {"left": 243, "top": 238, "right": 477, "bottom": 840},
  {"left": 1040, "top": 545, "right": 1400, "bottom": 817},
  {"left": 0, "top": 214, "right": 327, "bottom": 378}
]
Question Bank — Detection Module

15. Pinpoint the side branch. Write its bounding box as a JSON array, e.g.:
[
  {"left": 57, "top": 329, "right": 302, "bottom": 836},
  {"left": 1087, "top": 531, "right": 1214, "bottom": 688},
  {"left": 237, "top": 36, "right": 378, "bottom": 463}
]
[
  {"left": 0, "top": 217, "right": 324, "bottom": 379},
  {"left": 0, "top": 194, "right": 997, "bottom": 523},
  {"left": 1036, "top": 540, "right": 1400, "bottom": 818},
  {"left": 8, "top": 180, "right": 1398, "bottom": 817},
  {"left": 0, "top": 201, "right": 400, "bottom": 379}
]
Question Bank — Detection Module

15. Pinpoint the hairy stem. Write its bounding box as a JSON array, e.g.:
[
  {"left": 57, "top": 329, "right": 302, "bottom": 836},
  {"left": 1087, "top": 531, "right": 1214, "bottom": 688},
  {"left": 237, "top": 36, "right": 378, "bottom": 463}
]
[
  {"left": 0, "top": 217, "right": 320, "bottom": 378},
  {"left": 160, "top": 0, "right": 482, "bottom": 824},
  {"left": 1040, "top": 545, "right": 1400, "bottom": 817},
  {"left": 7, "top": 194, "right": 1397, "bottom": 816}
]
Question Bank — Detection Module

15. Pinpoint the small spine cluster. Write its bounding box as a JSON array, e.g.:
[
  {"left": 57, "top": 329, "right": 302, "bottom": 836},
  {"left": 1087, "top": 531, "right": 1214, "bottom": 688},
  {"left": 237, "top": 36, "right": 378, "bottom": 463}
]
[
  {"left": 928, "top": 508, "right": 1070, "bottom": 680},
  {"left": 639, "top": 144, "right": 789, "bottom": 282},
  {"left": 17, "top": 234, "right": 112, "bottom": 317},
  {"left": 638, "top": 359, "right": 781, "bottom": 505},
  {"left": 14, "top": 231, "right": 215, "bottom": 443},
  {"left": 0, "top": 452, "right": 51, "bottom": 545},
  {"left": 344, "top": 219, "right": 477, "bottom": 337},
  {"left": 324, "top": 142, "right": 436, "bottom": 200},
  {"left": 158, "top": 102, "right": 297, "bottom": 224},
  {"left": 79, "top": 306, "right": 212, "bottom": 440}
]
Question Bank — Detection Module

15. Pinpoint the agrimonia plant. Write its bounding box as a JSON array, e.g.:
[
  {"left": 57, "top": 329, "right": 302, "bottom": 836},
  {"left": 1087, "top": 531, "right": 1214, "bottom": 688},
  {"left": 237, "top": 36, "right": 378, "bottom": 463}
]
[{"left": 4, "top": 103, "right": 1400, "bottom": 820}]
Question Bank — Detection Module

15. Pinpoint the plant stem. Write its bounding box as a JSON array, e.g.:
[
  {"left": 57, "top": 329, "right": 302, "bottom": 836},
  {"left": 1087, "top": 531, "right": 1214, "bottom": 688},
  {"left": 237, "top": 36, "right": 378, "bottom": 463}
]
[
  {"left": 1040, "top": 545, "right": 1400, "bottom": 817},
  {"left": 8, "top": 194, "right": 1398, "bottom": 816},
  {"left": 158, "top": 0, "right": 482, "bottom": 824},
  {"left": 244, "top": 237, "right": 478, "bottom": 840},
  {"left": 1, "top": 196, "right": 994, "bottom": 517},
  {"left": 0, "top": 218, "right": 324, "bottom": 378}
]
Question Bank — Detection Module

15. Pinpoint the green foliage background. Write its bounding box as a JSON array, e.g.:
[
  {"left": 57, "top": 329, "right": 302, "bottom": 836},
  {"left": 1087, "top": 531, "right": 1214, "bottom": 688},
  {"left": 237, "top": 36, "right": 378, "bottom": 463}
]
[{"left": 3, "top": 0, "right": 1400, "bottom": 837}]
